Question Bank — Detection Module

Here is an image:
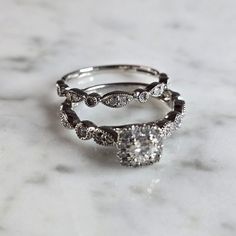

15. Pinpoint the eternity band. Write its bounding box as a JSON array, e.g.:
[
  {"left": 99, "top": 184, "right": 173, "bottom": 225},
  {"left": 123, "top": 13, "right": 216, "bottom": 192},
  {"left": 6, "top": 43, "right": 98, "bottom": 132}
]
[{"left": 56, "top": 64, "right": 185, "bottom": 167}]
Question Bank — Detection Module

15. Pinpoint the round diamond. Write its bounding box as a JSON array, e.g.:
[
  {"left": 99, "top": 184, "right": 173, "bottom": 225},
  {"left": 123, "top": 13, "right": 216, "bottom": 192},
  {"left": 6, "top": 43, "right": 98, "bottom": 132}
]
[
  {"left": 117, "top": 125, "right": 163, "bottom": 167},
  {"left": 138, "top": 91, "right": 149, "bottom": 103}
]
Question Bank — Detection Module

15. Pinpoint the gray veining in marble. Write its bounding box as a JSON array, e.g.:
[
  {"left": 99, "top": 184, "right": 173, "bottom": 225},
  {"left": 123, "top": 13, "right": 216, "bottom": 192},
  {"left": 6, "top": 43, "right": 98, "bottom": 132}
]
[{"left": 0, "top": 0, "right": 236, "bottom": 236}]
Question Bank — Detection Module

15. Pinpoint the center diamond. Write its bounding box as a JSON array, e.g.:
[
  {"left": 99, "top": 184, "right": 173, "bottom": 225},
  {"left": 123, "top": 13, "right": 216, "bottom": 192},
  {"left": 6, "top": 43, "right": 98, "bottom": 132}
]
[{"left": 116, "top": 125, "right": 163, "bottom": 167}]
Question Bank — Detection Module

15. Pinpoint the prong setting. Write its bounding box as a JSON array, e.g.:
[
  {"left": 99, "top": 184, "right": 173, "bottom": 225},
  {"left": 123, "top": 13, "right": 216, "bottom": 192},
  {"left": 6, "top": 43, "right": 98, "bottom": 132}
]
[{"left": 116, "top": 124, "right": 163, "bottom": 167}]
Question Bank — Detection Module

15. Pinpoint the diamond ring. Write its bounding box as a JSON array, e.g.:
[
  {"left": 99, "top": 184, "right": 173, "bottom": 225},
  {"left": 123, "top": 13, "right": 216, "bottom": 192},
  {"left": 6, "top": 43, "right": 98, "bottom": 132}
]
[
  {"left": 56, "top": 64, "right": 168, "bottom": 107},
  {"left": 56, "top": 65, "right": 185, "bottom": 167}
]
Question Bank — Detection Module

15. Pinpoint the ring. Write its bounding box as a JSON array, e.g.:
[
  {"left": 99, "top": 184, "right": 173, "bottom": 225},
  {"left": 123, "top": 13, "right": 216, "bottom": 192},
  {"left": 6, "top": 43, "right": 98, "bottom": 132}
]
[
  {"left": 56, "top": 64, "right": 169, "bottom": 107},
  {"left": 56, "top": 64, "right": 185, "bottom": 167}
]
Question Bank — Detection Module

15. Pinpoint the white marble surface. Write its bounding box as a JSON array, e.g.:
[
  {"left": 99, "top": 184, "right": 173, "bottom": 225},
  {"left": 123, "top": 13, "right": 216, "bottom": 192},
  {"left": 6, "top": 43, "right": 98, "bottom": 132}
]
[{"left": 1, "top": 0, "right": 236, "bottom": 235}]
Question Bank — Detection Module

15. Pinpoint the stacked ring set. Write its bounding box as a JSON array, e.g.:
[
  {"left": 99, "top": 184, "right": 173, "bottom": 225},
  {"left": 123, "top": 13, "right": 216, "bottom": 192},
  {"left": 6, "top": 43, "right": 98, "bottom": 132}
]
[{"left": 56, "top": 64, "right": 185, "bottom": 167}]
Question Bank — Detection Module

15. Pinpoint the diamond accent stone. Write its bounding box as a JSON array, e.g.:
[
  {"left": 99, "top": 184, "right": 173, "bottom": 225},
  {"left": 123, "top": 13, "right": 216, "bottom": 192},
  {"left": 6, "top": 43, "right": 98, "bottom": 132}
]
[
  {"left": 101, "top": 92, "right": 133, "bottom": 108},
  {"left": 85, "top": 93, "right": 100, "bottom": 107},
  {"left": 138, "top": 91, "right": 149, "bottom": 103},
  {"left": 93, "top": 127, "right": 117, "bottom": 146},
  {"left": 162, "top": 113, "right": 183, "bottom": 137},
  {"left": 150, "top": 83, "right": 165, "bottom": 97},
  {"left": 75, "top": 121, "right": 96, "bottom": 140},
  {"left": 117, "top": 125, "right": 163, "bottom": 167}
]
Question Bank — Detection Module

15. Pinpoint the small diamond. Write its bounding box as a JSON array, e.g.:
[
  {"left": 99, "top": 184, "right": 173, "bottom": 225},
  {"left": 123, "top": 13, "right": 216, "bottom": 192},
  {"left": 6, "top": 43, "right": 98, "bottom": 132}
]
[
  {"left": 108, "top": 95, "right": 129, "bottom": 107},
  {"left": 161, "top": 112, "right": 183, "bottom": 137},
  {"left": 75, "top": 122, "right": 95, "bottom": 140},
  {"left": 174, "top": 113, "right": 182, "bottom": 130},
  {"left": 117, "top": 125, "right": 163, "bottom": 167},
  {"left": 85, "top": 96, "right": 97, "bottom": 107},
  {"left": 93, "top": 127, "right": 117, "bottom": 146},
  {"left": 162, "top": 122, "right": 175, "bottom": 137},
  {"left": 112, "top": 95, "right": 123, "bottom": 106},
  {"left": 108, "top": 96, "right": 117, "bottom": 106},
  {"left": 85, "top": 93, "right": 100, "bottom": 107},
  {"left": 138, "top": 91, "right": 149, "bottom": 103},
  {"left": 101, "top": 93, "right": 133, "bottom": 108},
  {"left": 150, "top": 83, "right": 165, "bottom": 97}
]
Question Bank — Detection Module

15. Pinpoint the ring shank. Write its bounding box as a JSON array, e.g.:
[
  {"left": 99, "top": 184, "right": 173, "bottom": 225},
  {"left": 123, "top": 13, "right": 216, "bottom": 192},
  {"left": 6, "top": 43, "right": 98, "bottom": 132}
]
[{"left": 62, "top": 64, "right": 160, "bottom": 82}]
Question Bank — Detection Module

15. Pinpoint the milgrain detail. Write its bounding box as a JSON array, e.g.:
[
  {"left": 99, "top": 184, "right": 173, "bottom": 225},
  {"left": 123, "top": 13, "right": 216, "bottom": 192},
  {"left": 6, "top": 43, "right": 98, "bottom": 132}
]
[
  {"left": 58, "top": 88, "right": 185, "bottom": 167},
  {"left": 116, "top": 124, "right": 163, "bottom": 167},
  {"left": 59, "top": 109, "right": 79, "bottom": 129},
  {"left": 56, "top": 65, "right": 169, "bottom": 107},
  {"left": 75, "top": 120, "right": 96, "bottom": 140},
  {"left": 56, "top": 65, "right": 185, "bottom": 167},
  {"left": 93, "top": 127, "right": 118, "bottom": 146},
  {"left": 65, "top": 88, "right": 86, "bottom": 103},
  {"left": 57, "top": 82, "right": 167, "bottom": 107},
  {"left": 75, "top": 120, "right": 118, "bottom": 146},
  {"left": 101, "top": 91, "right": 133, "bottom": 108},
  {"left": 54, "top": 164, "right": 75, "bottom": 174},
  {"left": 85, "top": 93, "right": 101, "bottom": 107}
]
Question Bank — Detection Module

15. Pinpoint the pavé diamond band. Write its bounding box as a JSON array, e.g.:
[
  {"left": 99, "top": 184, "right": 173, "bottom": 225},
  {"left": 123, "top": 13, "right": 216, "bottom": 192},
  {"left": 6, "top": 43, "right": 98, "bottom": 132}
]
[{"left": 56, "top": 65, "right": 185, "bottom": 167}]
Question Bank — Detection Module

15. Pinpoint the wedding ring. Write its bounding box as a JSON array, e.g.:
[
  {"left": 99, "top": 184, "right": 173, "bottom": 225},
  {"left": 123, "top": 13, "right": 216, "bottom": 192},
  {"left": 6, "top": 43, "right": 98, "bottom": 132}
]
[
  {"left": 56, "top": 64, "right": 169, "bottom": 107},
  {"left": 56, "top": 64, "right": 185, "bottom": 167}
]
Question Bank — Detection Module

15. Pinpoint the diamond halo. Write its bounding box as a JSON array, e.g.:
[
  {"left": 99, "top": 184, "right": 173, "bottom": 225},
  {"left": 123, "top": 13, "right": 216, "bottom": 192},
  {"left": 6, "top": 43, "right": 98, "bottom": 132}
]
[{"left": 116, "top": 124, "right": 163, "bottom": 167}]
